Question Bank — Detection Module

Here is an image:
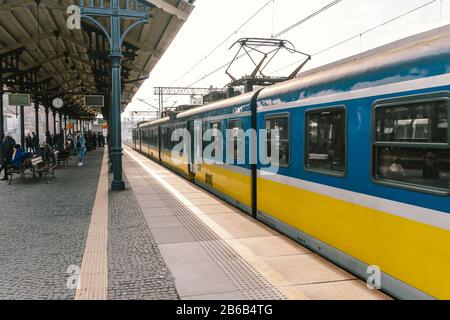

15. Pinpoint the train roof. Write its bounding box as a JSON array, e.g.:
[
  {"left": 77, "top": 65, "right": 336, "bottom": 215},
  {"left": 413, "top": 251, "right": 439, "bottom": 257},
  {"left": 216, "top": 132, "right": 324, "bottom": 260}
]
[
  {"left": 138, "top": 117, "right": 170, "bottom": 128},
  {"left": 177, "top": 91, "right": 255, "bottom": 119},
  {"left": 138, "top": 24, "right": 450, "bottom": 127},
  {"left": 258, "top": 24, "right": 450, "bottom": 104}
]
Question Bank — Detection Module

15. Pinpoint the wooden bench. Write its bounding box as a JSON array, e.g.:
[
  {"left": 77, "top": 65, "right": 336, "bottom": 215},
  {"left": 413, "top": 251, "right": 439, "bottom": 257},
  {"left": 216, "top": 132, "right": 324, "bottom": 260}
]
[
  {"left": 56, "top": 150, "right": 71, "bottom": 168},
  {"left": 31, "top": 156, "right": 54, "bottom": 183},
  {"left": 7, "top": 155, "right": 57, "bottom": 185},
  {"left": 7, "top": 158, "right": 32, "bottom": 185}
]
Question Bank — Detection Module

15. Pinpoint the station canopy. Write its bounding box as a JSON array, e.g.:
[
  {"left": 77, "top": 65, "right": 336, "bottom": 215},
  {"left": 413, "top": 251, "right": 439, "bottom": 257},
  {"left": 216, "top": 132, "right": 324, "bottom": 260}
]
[{"left": 0, "top": 0, "right": 194, "bottom": 119}]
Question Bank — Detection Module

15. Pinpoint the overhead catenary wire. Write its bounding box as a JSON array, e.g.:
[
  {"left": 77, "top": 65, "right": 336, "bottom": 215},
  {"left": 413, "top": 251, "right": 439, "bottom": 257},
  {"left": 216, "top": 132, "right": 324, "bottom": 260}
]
[
  {"left": 313, "top": 0, "right": 439, "bottom": 56},
  {"left": 184, "top": 0, "right": 344, "bottom": 88},
  {"left": 272, "top": 0, "right": 441, "bottom": 74},
  {"left": 272, "top": 0, "right": 343, "bottom": 38},
  {"left": 167, "top": 0, "right": 274, "bottom": 88}
]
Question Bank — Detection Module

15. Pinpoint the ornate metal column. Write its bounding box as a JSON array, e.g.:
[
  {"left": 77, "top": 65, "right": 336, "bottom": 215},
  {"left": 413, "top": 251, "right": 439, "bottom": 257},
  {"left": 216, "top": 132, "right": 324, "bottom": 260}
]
[
  {"left": 0, "top": 88, "right": 4, "bottom": 139},
  {"left": 63, "top": 114, "right": 67, "bottom": 147},
  {"left": 34, "top": 99, "right": 40, "bottom": 144},
  {"left": 53, "top": 110, "right": 57, "bottom": 136},
  {"left": 20, "top": 106, "right": 25, "bottom": 148},
  {"left": 80, "top": 0, "right": 153, "bottom": 191},
  {"left": 59, "top": 112, "right": 63, "bottom": 134},
  {"left": 45, "top": 106, "right": 50, "bottom": 136}
]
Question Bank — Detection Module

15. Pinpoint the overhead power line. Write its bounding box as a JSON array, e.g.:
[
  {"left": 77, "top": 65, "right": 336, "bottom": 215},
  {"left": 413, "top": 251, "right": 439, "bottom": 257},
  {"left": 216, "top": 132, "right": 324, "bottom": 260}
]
[
  {"left": 273, "top": 0, "right": 440, "bottom": 74},
  {"left": 313, "top": 0, "right": 439, "bottom": 56},
  {"left": 167, "top": 0, "right": 274, "bottom": 87},
  {"left": 273, "top": 0, "right": 343, "bottom": 38},
  {"left": 184, "top": 0, "right": 344, "bottom": 88}
]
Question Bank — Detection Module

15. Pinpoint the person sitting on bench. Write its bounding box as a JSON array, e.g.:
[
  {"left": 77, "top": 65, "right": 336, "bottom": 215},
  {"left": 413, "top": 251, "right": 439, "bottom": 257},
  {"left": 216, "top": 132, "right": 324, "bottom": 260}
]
[
  {"left": 11, "top": 144, "right": 32, "bottom": 169},
  {"left": 37, "top": 142, "right": 56, "bottom": 164}
]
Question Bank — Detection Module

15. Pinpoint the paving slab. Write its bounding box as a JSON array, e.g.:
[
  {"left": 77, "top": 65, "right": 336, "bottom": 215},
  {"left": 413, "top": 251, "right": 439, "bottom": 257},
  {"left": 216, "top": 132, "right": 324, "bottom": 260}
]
[{"left": 122, "top": 146, "right": 392, "bottom": 301}]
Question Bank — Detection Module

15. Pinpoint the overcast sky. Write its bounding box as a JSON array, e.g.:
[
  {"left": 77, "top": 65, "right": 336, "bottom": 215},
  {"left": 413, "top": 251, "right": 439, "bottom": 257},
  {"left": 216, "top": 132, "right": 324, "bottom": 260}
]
[{"left": 124, "top": 0, "right": 450, "bottom": 117}]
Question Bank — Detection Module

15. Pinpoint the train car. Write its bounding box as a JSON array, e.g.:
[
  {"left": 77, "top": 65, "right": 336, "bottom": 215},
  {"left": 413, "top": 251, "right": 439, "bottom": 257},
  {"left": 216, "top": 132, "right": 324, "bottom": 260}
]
[
  {"left": 132, "top": 25, "right": 450, "bottom": 299},
  {"left": 176, "top": 92, "right": 256, "bottom": 212}
]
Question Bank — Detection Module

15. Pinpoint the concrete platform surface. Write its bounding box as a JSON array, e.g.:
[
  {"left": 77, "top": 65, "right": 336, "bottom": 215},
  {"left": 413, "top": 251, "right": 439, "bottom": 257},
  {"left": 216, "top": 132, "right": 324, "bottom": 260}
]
[{"left": 123, "top": 146, "right": 391, "bottom": 300}]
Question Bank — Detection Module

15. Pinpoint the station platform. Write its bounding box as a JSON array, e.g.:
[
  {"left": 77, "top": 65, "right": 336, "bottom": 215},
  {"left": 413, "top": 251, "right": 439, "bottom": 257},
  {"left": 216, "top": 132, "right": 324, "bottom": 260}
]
[
  {"left": 122, "top": 146, "right": 391, "bottom": 300},
  {"left": 0, "top": 145, "right": 391, "bottom": 300}
]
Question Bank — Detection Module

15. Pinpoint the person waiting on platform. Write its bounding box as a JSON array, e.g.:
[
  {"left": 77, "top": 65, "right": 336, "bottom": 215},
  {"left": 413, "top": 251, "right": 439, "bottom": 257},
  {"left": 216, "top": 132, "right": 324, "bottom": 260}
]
[
  {"left": 92, "top": 133, "right": 98, "bottom": 150},
  {"left": 74, "top": 131, "right": 86, "bottom": 167},
  {"left": 98, "top": 133, "right": 105, "bottom": 147},
  {"left": 32, "top": 132, "right": 39, "bottom": 152},
  {"left": 25, "top": 132, "right": 34, "bottom": 153},
  {"left": 0, "top": 132, "right": 16, "bottom": 181},
  {"left": 46, "top": 131, "right": 53, "bottom": 150}
]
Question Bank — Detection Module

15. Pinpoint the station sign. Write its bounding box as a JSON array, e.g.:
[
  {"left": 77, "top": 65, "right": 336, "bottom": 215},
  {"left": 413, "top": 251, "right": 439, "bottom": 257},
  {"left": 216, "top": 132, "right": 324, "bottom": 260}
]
[
  {"left": 84, "top": 95, "right": 104, "bottom": 108},
  {"left": 8, "top": 94, "right": 31, "bottom": 106}
]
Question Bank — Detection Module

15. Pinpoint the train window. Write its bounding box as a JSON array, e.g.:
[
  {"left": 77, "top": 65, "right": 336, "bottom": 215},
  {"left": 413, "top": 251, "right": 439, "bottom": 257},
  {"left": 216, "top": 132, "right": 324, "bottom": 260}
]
[
  {"left": 376, "top": 100, "right": 448, "bottom": 143},
  {"left": 227, "top": 119, "right": 243, "bottom": 162},
  {"left": 210, "top": 122, "right": 221, "bottom": 158},
  {"left": 265, "top": 115, "right": 290, "bottom": 167},
  {"left": 373, "top": 96, "right": 450, "bottom": 193},
  {"left": 164, "top": 127, "right": 172, "bottom": 149},
  {"left": 305, "top": 108, "right": 346, "bottom": 175},
  {"left": 153, "top": 128, "right": 158, "bottom": 146},
  {"left": 375, "top": 147, "right": 449, "bottom": 190}
]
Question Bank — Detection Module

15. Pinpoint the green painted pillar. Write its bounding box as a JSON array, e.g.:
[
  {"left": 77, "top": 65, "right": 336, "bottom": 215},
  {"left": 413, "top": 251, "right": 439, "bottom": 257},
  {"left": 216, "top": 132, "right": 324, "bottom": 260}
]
[
  {"left": 80, "top": 0, "right": 151, "bottom": 191},
  {"left": 110, "top": 53, "right": 124, "bottom": 191},
  {"left": 45, "top": 106, "right": 50, "bottom": 135},
  {"left": 110, "top": 0, "right": 125, "bottom": 190},
  {"left": 59, "top": 112, "right": 63, "bottom": 134},
  {"left": 0, "top": 88, "right": 4, "bottom": 139},
  {"left": 53, "top": 110, "right": 57, "bottom": 135},
  {"left": 20, "top": 106, "right": 25, "bottom": 148},
  {"left": 34, "top": 99, "right": 40, "bottom": 144}
]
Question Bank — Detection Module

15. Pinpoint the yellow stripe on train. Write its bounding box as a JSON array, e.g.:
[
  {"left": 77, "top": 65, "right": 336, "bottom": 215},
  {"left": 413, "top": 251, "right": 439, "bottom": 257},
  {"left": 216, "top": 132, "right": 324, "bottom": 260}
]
[
  {"left": 257, "top": 177, "right": 450, "bottom": 300},
  {"left": 195, "top": 163, "right": 252, "bottom": 208},
  {"left": 159, "top": 157, "right": 450, "bottom": 299}
]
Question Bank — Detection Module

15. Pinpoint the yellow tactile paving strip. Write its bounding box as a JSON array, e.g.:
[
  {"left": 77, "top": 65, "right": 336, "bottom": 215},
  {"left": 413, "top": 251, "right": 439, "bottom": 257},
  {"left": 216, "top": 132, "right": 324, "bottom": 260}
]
[
  {"left": 75, "top": 148, "right": 109, "bottom": 300},
  {"left": 123, "top": 146, "right": 391, "bottom": 300}
]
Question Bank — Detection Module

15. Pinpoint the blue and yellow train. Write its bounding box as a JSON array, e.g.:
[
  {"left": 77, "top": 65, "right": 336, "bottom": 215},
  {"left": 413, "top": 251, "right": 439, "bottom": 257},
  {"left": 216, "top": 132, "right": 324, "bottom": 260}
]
[{"left": 132, "top": 25, "right": 450, "bottom": 300}]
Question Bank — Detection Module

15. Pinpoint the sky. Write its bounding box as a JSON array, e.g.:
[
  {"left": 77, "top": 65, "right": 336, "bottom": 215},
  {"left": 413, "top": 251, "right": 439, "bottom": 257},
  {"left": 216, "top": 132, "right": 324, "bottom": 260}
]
[{"left": 123, "top": 0, "right": 450, "bottom": 118}]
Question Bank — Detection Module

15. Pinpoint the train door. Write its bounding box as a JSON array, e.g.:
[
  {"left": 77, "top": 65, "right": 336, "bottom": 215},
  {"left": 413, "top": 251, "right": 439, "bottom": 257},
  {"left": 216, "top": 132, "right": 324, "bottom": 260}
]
[
  {"left": 158, "top": 126, "right": 162, "bottom": 161},
  {"left": 187, "top": 121, "right": 195, "bottom": 174},
  {"left": 139, "top": 129, "right": 142, "bottom": 151}
]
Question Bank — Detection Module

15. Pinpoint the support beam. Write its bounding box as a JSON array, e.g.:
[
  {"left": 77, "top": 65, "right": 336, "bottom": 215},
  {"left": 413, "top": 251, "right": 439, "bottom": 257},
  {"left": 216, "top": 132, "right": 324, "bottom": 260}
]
[
  {"left": 45, "top": 106, "right": 50, "bottom": 136},
  {"left": 64, "top": 114, "right": 67, "bottom": 147},
  {"left": 110, "top": 53, "right": 125, "bottom": 190},
  {"left": 80, "top": 0, "right": 154, "bottom": 191},
  {"left": 34, "top": 100, "right": 40, "bottom": 144},
  {"left": 59, "top": 112, "right": 62, "bottom": 134},
  {"left": 20, "top": 106, "right": 25, "bottom": 148},
  {"left": 0, "top": 88, "right": 4, "bottom": 139},
  {"left": 139, "top": 0, "right": 190, "bottom": 21},
  {"left": 53, "top": 110, "right": 57, "bottom": 136}
]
